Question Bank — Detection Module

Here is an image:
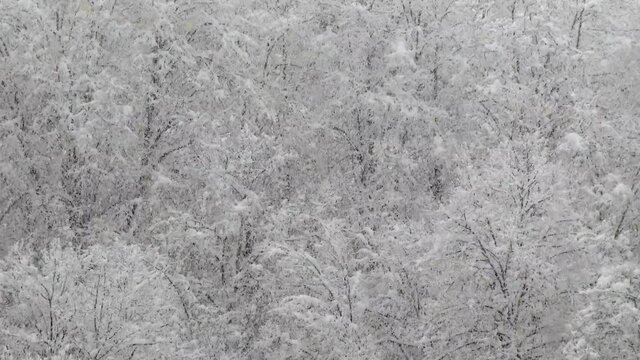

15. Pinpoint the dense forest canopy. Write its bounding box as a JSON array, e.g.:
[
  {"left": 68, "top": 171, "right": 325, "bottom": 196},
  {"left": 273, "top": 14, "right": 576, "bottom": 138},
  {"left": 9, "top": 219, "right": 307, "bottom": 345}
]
[{"left": 0, "top": 0, "right": 639, "bottom": 359}]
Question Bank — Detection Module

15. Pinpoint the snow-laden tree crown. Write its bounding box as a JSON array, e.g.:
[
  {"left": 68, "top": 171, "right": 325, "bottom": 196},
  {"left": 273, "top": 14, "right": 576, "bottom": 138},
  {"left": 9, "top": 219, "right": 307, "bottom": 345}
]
[{"left": 1, "top": 0, "right": 638, "bottom": 359}]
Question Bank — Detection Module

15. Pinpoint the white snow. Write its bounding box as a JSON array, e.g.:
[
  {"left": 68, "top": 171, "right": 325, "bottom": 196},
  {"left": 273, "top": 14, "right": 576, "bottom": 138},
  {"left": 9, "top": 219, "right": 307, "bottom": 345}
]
[
  {"left": 612, "top": 183, "right": 632, "bottom": 199},
  {"left": 432, "top": 135, "right": 446, "bottom": 157},
  {"left": 387, "top": 38, "right": 416, "bottom": 68},
  {"left": 197, "top": 69, "right": 211, "bottom": 82},
  {"left": 560, "top": 132, "right": 586, "bottom": 152}
]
